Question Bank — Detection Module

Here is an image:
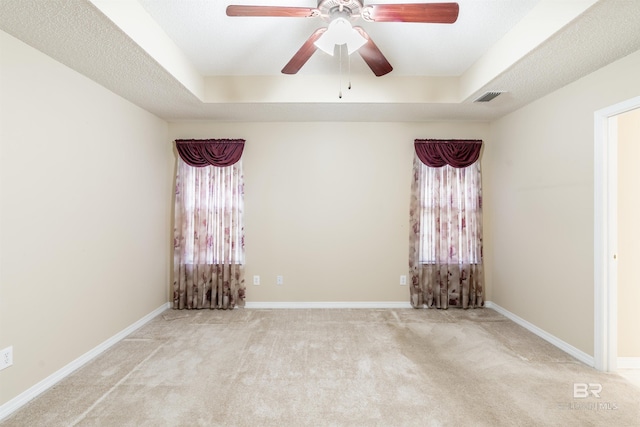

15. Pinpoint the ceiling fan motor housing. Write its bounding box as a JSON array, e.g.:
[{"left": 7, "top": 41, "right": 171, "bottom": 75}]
[{"left": 318, "top": 0, "right": 363, "bottom": 22}]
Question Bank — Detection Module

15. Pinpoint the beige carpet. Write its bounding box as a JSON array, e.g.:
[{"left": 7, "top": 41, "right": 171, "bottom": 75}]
[{"left": 2, "top": 308, "right": 639, "bottom": 427}]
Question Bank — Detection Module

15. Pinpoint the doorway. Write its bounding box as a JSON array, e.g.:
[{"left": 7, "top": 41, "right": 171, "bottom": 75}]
[{"left": 594, "top": 96, "right": 640, "bottom": 373}]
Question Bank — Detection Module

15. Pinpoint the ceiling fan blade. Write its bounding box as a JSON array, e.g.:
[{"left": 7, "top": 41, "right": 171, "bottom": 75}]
[
  {"left": 362, "top": 2, "right": 459, "bottom": 23},
  {"left": 226, "top": 5, "right": 318, "bottom": 18},
  {"left": 353, "top": 27, "right": 393, "bottom": 77},
  {"left": 281, "top": 28, "right": 327, "bottom": 74}
]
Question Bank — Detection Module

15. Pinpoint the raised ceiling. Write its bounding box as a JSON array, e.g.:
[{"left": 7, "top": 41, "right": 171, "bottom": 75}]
[
  {"left": 137, "top": 0, "right": 538, "bottom": 77},
  {"left": 1, "top": 0, "right": 639, "bottom": 122}
]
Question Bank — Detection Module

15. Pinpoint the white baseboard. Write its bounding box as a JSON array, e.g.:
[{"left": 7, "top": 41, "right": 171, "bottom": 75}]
[
  {"left": 484, "top": 301, "right": 594, "bottom": 367},
  {"left": 0, "top": 302, "right": 170, "bottom": 422},
  {"left": 244, "top": 301, "right": 413, "bottom": 309},
  {"left": 617, "top": 357, "right": 640, "bottom": 369}
]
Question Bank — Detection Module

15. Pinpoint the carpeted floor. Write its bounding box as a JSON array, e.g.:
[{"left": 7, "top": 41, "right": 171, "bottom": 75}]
[{"left": 2, "top": 308, "right": 639, "bottom": 426}]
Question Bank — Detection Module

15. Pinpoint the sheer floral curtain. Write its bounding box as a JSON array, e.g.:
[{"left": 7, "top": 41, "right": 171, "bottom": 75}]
[
  {"left": 409, "top": 139, "right": 484, "bottom": 309},
  {"left": 173, "top": 139, "right": 245, "bottom": 309}
]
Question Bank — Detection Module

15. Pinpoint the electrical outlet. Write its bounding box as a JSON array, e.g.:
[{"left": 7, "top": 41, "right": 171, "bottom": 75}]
[
  {"left": 0, "top": 346, "right": 13, "bottom": 370},
  {"left": 400, "top": 275, "right": 407, "bottom": 285},
  {"left": 276, "top": 275, "right": 283, "bottom": 285},
  {"left": 253, "top": 275, "right": 260, "bottom": 285}
]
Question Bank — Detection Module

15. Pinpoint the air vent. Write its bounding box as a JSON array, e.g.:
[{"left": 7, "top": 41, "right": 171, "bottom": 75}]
[{"left": 473, "top": 91, "right": 504, "bottom": 103}]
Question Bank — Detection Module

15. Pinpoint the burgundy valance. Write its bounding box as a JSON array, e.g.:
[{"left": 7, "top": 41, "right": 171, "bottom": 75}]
[
  {"left": 414, "top": 139, "right": 482, "bottom": 168},
  {"left": 175, "top": 139, "right": 245, "bottom": 167}
]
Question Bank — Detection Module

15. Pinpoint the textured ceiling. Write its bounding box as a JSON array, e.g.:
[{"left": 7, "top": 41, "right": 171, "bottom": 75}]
[{"left": 1, "top": 0, "right": 639, "bottom": 122}]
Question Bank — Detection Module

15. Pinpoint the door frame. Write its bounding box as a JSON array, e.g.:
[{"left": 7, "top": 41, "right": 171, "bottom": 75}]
[{"left": 593, "top": 96, "right": 640, "bottom": 371}]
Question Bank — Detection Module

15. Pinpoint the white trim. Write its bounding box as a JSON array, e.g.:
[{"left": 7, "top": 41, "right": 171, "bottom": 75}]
[
  {"left": 607, "top": 116, "right": 619, "bottom": 372},
  {"left": 244, "top": 301, "right": 413, "bottom": 309},
  {"left": 594, "top": 96, "right": 640, "bottom": 372},
  {"left": 484, "top": 301, "right": 594, "bottom": 367},
  {"left": 617, "top": 357, "right": 640, "bottom": 369},
  {"left": 0, "top": 302, "right": 170, "bottom": 422}
]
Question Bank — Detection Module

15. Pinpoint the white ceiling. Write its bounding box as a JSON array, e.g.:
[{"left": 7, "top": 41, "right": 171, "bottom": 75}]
[
  {"left": 1, "top": 0, "right": 640, "bottom": 122},
  {"left": 136, "top": 0, "right": 539, "bottom": 77}
]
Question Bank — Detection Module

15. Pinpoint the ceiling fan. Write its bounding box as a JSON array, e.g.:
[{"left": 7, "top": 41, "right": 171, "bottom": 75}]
[{"left": 226, "top": 1, "right": 459, "bottom": 77}]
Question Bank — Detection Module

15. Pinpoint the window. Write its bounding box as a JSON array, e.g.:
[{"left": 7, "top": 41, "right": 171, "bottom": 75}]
[
  {"left": 178, "top": 159, "right": 244, "bottom": 265},
  {"left": 417, "top": 162, "right": 482, "bottom": 265}
]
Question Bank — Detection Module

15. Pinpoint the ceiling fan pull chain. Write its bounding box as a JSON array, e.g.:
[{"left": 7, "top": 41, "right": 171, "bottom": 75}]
[
  {"left": 339, "top": 44, "right": 343, "bottom": 99},
  {"left": 348, "top": 50, "right": 352, "bottom": 90}
]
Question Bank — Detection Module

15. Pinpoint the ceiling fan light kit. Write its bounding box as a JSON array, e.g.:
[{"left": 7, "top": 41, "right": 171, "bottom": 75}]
[
  {"left": 226, "top": 1, "right": 459, "bottom": 77},
  {"left": 314, "top": 17, "right": 367, "bottom": 55}
]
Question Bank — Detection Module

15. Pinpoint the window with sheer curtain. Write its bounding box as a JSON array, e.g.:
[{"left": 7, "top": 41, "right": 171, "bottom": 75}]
[
  {"left": 173, "top": 139, "right": 245, "bottom": 310},
  {"left": 409, "top": 139, "right": 484, "bottom": 309},
  {"left": 418, "top": 164, "right": 482, "bottom": 265}
]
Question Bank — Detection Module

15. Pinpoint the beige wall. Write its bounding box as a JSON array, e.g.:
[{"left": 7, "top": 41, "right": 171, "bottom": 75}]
[
  {"left": 617, "top": 108, "right": 640, "bottom": 357},
  {"left": 487, "top": 49, "right": 640, "bottom": 356},
  {"left": 0, "top": 31, "right": 173, "bottom": 405},
  {"left": 168, "top": 121, "right": 491, "bottom": 303}
]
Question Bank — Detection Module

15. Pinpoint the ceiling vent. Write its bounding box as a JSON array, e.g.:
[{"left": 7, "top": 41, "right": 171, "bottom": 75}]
[{"left": 473, "top": 91, "right": 504, "bottom": 103}]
